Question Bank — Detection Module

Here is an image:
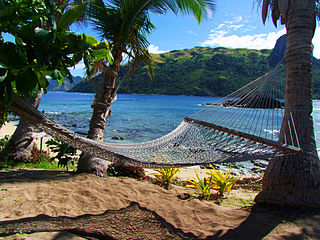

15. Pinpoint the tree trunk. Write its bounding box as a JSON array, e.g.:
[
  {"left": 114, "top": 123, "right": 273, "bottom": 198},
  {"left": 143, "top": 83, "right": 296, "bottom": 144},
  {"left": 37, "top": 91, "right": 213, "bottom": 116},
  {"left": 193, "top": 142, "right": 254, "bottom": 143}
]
[
  {"left": 255, "top": 0, "right": 320, "bottom": 207},
  {"left": 77, "top": 52, "right": 122, "bottom": 176},
  {"left": 0, "top": 90, "right": 43, "bottom": 161}
]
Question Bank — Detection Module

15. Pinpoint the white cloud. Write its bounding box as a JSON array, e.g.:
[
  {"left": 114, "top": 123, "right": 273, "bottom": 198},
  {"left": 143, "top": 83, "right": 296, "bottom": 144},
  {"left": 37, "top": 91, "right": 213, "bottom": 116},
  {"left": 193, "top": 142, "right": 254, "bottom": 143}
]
[
  {"left": 201, "top": 14, "right": 286, "bottom": 50},
  {"left": 201, "top": 29, "right": 285, "bottom": 50},
  {"left": 148, "top": 44, "right": 167, "bottom": 54}
]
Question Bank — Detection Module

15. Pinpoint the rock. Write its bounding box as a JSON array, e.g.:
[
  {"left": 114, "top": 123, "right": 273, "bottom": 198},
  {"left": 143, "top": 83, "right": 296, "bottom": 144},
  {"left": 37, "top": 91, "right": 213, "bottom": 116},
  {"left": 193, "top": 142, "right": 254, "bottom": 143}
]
[
  {"left": 268, "top": 34, "right": 287, "bottom": 67},
  {"left": 111, "top": 135, "right": 124, "bottom": 140}
]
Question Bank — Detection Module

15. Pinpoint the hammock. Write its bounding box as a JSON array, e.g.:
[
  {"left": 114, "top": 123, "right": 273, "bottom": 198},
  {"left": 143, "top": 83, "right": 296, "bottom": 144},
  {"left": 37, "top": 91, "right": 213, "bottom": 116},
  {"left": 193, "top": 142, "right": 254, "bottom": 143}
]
[{"left": 11, "top": 62, "right": 301, "bottom": 168}]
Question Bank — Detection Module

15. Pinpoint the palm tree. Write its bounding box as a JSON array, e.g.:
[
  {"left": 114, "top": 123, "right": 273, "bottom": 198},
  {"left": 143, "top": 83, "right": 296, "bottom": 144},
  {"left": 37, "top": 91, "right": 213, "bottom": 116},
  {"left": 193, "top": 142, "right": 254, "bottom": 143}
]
[
  {"left": 254, "top": 0, "right": 320, "bottom": 207},
  {"left": 77, "top": 0, "right": 215, "bottom": 176}
]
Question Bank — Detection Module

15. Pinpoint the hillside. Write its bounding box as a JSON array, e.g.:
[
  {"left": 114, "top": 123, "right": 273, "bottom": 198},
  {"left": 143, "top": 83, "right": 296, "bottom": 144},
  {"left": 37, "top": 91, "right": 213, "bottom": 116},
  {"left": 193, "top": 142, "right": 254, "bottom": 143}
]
[
  {"left": 70, "top": 46, "right": 320, "bottom": 98},
  {"left": 47, "top": 76, "right": 83, "bottom": 92}
]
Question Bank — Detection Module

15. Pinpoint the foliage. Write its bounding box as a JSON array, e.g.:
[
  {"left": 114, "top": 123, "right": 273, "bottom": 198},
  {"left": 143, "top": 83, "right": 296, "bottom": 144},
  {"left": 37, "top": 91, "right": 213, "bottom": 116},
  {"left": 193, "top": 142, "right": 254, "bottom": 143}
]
[
  {"left": 80, "top": 0, "right": 215, "bottom": 93},
  {"left": 152, "top": 153, "right": 181, "bottom": 189},
  {"left": 107, "top": 163, "right": 146, "bottom": 179},
  {"left": 70, "top": 47, "right": 273, "bottom": 96},
  {"left": 184, "top": 168, "right": 213, "bottom": 200},
  {"left": 15, "top": 230, "right": 28, "bottom": 240},
  {"left": 206, "top": 164, "right": 239, "bottom": 197},
  {"left": 0, "top": 135, "right": 10, "bottom": 152},
  {"left": 0, "top": 157, "right": 71, "bottom": 170},
  {"left": 0, "top": 0, "right": 109, "bottom": 102},
  {"left": 71, "top": 46, "right": 320, "bottom": 99},
  {"left": 0, "top": 143, "right": 53, "bottom": 169},
  {"left": 46, "top": 138, "right": 77, "bottom": 170},
  {"left": 0, "top": 105, "right": 10, "bottom": 128},
  {"left": 27, "top": 144, "right": 51, "bottom": 164}
]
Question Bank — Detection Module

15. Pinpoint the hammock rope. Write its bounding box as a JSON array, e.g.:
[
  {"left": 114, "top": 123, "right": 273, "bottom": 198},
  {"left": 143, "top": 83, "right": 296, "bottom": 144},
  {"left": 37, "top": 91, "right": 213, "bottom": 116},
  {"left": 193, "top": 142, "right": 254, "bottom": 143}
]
[
  {"left": 10, "top": 61, "right": 302, "bottom": 168},
  {"left": 82, "top": 61, "right": 301, "bottom": 167}
]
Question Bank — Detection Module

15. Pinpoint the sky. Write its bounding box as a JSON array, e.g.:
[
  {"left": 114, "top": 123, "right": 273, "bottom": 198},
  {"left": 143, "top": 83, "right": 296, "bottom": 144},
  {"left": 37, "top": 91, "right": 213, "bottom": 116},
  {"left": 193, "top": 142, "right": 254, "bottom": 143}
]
[{"left": 70, "top": 0, "right": 320, "bottom": 77}]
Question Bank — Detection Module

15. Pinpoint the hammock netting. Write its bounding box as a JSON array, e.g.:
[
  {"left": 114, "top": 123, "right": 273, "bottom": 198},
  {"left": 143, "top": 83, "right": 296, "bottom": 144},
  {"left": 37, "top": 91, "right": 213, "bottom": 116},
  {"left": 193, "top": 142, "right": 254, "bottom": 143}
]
[
  {"left": 95, "top": 62, "right": 301, "bottom": 167},
  {"left": 12, "top": 62, "right": 302, "bottom": 168}
]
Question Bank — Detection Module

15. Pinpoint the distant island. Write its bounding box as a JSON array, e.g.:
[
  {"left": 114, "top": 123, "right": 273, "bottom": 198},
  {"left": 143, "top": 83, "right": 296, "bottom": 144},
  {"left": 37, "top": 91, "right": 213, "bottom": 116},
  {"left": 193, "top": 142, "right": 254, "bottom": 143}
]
[
  {"left": 47, "top": 76, "right": 83, "bottom": 92},
  {"left": 59, "top": 39, "right": 320, "bottom": 98}
]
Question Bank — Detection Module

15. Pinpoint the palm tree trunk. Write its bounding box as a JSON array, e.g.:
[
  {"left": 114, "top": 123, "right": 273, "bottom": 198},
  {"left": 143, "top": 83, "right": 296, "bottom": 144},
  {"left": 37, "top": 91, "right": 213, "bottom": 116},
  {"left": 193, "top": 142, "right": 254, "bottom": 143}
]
[
  {"left": 77, "top": 53, "right": 122, "bottom": 176},
  {"left": 255, "top": 0, "right": 320, "bottom": 207},
  {"left": 1, "top": 89, "right": 43, "bottom": 161}
]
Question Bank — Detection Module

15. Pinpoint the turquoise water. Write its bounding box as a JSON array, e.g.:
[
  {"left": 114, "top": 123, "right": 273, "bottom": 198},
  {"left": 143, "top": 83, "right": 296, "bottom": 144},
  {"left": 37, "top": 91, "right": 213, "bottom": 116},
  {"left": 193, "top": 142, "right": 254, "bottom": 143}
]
[
  {"left": 39, "top": 92, "right": 220, "bottom": 143},
  {"left": 39, "top": 92, "right": 320, "bottom": 154}
]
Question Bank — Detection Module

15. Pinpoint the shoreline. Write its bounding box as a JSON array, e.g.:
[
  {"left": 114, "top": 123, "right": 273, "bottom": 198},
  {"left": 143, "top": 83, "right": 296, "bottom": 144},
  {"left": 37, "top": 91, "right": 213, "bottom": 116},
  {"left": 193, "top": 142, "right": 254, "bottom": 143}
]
[{"left": 0, "top": 121, "right": 265, "bottom": 177}]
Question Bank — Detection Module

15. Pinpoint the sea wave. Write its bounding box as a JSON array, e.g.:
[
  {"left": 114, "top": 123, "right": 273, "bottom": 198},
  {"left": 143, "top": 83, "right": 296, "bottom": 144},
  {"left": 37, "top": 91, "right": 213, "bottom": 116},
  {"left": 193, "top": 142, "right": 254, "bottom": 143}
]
[{"left": 46, "top": 111, "right": 62, "bottom": 115}]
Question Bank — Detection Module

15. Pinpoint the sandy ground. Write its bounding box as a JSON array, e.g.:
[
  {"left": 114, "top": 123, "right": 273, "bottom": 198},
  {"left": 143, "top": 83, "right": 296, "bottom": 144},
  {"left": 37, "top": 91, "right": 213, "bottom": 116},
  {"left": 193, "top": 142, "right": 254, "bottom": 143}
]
[
  {"left": 0, "top": 122, "right": 51, "bottom": 153},
  {"left": 0, "top": 170, "right": 319, "bottom": 240},
  {"left": 1, "top": 122, "right": 320, "bottom": 239}
]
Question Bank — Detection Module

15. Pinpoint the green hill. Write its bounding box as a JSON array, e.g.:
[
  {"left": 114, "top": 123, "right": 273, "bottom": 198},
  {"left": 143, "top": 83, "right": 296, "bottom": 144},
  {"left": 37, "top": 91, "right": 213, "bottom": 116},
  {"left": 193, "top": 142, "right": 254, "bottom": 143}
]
[
  {"left": 69, "top": 46, "right": 320, "bottom": 98},
  {"left": 47, "top": 76, "right": 83, "bottom": 92}
]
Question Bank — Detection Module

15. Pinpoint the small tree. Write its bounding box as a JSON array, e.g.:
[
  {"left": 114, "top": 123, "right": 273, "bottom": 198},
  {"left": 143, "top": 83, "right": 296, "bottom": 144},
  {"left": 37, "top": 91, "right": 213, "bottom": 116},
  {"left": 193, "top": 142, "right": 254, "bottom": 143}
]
[{"left": 0, "top": 0, "right": 110, "bottom": 160}]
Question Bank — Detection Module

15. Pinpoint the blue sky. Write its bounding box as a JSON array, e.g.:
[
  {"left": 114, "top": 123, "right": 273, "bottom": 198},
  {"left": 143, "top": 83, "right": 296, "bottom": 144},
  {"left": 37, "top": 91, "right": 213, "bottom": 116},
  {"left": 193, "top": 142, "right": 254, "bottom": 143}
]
[{"left": 70, "top": 0, "right": 320, "bottom": 76}]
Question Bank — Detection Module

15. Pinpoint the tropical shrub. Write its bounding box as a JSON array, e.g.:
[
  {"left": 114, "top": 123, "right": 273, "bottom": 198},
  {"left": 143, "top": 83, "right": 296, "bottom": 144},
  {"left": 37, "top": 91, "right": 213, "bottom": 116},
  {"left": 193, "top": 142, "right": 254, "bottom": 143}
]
[
  {"left": 184, "top": 169, "right": 213, "bottom": 200},
  {"left": 153, "top": 153, "right": 181, "bottom": 189},
  {"left": 46, "top": 138, "right": 77, "bottom": 170},
  {"left": 0, "top": 135, "right": 10, "bottom": 152},
  {"left": 107, "top": 163, "right": 146, "bottom": 180},
  {"left": 27, "top": 144, "right": 50, "bottom": 164},
  {"left": 206, "top": 164, "right": 239, "bottom": 197}
]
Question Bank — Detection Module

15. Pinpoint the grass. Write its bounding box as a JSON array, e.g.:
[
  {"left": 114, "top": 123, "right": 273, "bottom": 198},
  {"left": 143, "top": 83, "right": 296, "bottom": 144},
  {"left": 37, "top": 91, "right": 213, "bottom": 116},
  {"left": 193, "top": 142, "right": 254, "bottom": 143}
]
[
  {"left": 221, "top": 193, "right": 256, "bottom": 207},
  {"left": 0, "top": 158, "right": 75, "bottom": 171}
]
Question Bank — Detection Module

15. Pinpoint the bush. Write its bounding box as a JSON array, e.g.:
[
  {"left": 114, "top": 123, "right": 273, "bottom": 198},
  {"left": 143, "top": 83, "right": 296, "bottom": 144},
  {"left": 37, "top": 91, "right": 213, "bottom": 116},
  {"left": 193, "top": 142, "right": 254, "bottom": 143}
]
[
  {"left": 27, "top": 144, "right": 50, "bottom": 164},
  {"left": 153, "top": 154, "right": 181, "bottom": 189},
  {"left": 46, "top": 138, "right": 78, "bottom": 170},
  {"left": 107, "top": 163, "right": 146, "bottom": 179},
  {"left": 0, "top": 135, "right": 10, "bottom": 152},
  {"left": 184, "top": 169, "right": 213, "bottom": 200},
  {"left": 206, "top": 164, "right": 239, "bottom": 197}
]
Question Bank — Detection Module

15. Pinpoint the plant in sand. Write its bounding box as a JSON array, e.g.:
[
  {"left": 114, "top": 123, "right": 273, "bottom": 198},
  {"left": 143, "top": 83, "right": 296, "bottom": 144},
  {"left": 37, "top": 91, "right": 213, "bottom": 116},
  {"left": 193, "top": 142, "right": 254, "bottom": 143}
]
[
  {"left": 107, "top": 163, "right": 146, "bottom": 180},
  {"left": 153, "top": 153, "right": 181, "bottom": 189},
  {"left": 46, "top": 138, "right": 77, "bottom": 171},
  {"left": 206, "top": 164, "right": 238, "bottom": 197},
  {"left": 27, "top": 144, "right": 50, "bottom": 165},
  {"left": 184, "top": 169, "right": 213, "bottom": 200}
]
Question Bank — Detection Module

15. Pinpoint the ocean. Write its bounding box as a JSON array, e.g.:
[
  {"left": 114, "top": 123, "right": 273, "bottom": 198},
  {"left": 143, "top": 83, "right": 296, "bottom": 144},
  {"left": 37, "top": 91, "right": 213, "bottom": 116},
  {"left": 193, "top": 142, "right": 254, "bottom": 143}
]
[{"left": 39, "top": 91, "right": 320, "bottom": 155}]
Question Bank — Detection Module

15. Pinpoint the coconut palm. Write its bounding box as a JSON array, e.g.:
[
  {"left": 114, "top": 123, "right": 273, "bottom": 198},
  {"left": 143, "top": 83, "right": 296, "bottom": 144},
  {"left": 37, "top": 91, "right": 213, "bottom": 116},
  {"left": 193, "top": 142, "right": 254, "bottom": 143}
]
[
  {"left": 77, "top": 0, "right": 215, "bottom": 175},
  {"left": 254, "top": 0, "right": 320, "bottom": 207}
]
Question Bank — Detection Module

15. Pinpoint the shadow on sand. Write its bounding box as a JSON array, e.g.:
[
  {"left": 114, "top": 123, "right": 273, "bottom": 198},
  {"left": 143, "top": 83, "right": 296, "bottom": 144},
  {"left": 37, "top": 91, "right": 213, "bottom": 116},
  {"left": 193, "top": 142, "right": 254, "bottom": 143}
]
[
  {"left": 206, "top": 204, "right": 320, "bottom": 240},
  {"left": 0, "top": 202, "right": 198, "bottom": 240},
  {"left": 0, "top": 169, "right": 75, "bottom": 184}
]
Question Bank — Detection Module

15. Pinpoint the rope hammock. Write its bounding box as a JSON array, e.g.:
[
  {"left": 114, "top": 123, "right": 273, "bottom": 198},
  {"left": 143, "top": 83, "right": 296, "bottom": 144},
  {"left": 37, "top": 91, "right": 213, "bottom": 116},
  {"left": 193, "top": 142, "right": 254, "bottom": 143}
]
[{"left": 11, "top": 62, "right": 301, "bottom": 168}]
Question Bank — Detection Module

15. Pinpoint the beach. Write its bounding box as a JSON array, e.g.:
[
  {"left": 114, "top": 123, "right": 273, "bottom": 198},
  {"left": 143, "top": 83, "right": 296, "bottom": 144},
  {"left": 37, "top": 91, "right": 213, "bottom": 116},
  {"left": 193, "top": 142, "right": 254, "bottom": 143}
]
[
  {"left": 0, "top": 169, "right": 319, "bottom": 239},
  {"left": 0, "top": 122, "right": 320, "bottom": 239}
]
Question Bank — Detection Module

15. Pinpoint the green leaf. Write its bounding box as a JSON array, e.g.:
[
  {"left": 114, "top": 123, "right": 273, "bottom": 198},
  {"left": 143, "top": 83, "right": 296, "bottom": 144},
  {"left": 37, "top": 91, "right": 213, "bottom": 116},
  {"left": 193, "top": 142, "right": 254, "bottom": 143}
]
[
  {"left": 90, "top": 48, "right": 109, "bottom": 61},
  {"left": 0, "top": 69, "right": 8, "bottom": 83},
  {"left": 34, "top": 27, "right": 55, "bottom": 44},
  {"left": 15, "top": 68, "right": 38, "bottom": 95},
  {"left": 103, "top": 40, "right": 114, "bottom": 65},
  {"left": 57, "top": 3, "right": 88, "bottom": 31},
  {"left": 36, "top": 72, "right": 49, "bottom": 89},
  {"left": 0, "top": 42, "right": 28, "bottom": 68},
  {"left": 85, "top": 35, "right": 99, "bottom": 47}
]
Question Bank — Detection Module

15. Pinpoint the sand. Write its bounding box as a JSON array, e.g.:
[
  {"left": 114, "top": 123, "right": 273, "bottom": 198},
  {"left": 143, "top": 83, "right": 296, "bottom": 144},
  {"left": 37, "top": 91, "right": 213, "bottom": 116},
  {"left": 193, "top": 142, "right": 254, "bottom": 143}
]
[
  {"left": 0, "top": 170, "right": 319, "bottom": 240},
  {"left": 0, "top": 122, "right": 52, "bottom": 152},
  {"left": 1, "top": 123, "right": 320, "bottom": 239}
]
